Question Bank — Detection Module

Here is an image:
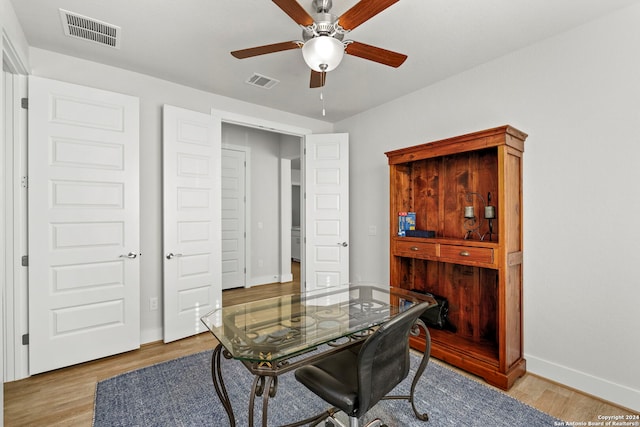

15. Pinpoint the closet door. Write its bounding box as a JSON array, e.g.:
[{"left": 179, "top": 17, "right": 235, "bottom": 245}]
[
  {"left": 162, "top": 105, "right": 221, "bottom": 342},
  {"left": 221, "top": 147, "right": 246, "bottom": 290},
  {"left": 304, "top": 133, "right": 349, "bottom": 292},
  {"left": 28, "top": 76, "right": 140, "bottom": 374}
]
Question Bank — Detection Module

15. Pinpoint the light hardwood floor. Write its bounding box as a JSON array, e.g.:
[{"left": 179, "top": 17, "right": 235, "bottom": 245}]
[{"left": 4, "top": 264, "right": 635, "bottom": 425}]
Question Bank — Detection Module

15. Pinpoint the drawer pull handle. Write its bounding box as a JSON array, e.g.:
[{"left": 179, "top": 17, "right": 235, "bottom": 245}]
[
  {"left": 459, "top": 251, "right": 470, "bottom": 257},
  {"left": 410, "top": 246, "right": 419, "bottom": 251}
]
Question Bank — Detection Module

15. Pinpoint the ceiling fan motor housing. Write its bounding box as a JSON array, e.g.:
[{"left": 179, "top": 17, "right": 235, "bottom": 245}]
[
  {"left": 302, "top": 12, "right": 344, "bottom": 41},
  {"left": 312, "top": 0, "right": 332, "bottom": 13}
]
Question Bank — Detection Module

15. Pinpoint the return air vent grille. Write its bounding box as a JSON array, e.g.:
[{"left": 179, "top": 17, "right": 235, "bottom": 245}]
[
  {"left": 59, "top": 9, "right": 121, "bottom": 49},
  {"left": 245, "top": 73, "right": 279, "bottom": 89}
]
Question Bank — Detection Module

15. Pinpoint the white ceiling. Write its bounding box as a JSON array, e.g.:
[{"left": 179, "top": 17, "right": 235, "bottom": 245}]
[{"left": 10, "top": 0, "right": 640, "bottom": 122}]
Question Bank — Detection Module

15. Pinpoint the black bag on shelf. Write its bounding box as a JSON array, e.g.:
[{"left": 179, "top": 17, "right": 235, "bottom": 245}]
[{"left": 412, "top": 290, "right": 456, "bottom": 332}]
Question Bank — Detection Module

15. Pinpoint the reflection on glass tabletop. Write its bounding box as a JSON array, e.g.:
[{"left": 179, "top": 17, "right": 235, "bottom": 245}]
[{"left": 201, "top": 284, "right": 434, "bottom": 363}]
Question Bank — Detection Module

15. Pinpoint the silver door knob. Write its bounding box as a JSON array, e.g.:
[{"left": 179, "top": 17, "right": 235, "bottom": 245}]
[
  {"left": 166, "top": 253, "right": 183, "bottom": 260},
  {"left": 119, "top": 252, "right": 138, "bottom": 259},
  {"left": 338, "top": 242, "right": 348, "bottom": 247}
]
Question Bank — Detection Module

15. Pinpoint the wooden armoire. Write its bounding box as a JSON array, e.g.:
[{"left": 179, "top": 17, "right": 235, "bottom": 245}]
[{"left": 385, "top": 125, "right": 527, "bottom": 390}]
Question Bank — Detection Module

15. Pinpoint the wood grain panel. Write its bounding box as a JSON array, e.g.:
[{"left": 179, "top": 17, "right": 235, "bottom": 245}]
[
  {"left": 439, "top": 244, "right": 494, "bottom": 266},
  {"left": 410, "top": 158, "right": 440, "bottom": 234},
  {"left": 393, "top": 238, "right": 437, "bottom": 259}
]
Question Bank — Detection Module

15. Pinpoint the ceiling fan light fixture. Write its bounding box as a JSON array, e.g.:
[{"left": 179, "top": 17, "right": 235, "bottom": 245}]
[{"left": 302, "top": 36, "right": 344, "bottom": 72}]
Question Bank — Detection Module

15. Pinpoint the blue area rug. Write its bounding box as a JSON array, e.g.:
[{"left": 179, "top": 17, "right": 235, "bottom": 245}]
[{"left": 94, "top": 349, "right": 561, "bottom": 426}]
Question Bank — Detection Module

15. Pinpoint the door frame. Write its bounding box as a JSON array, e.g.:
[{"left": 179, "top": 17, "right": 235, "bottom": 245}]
[
  {"left": 212, "top": 109, "right": 311, "bottom": 288},
  {"left": 221, "top": 143, "right": 251, "bottom": 289},
  {"left": 280, "top": 158, "right": 293, "bottom": 283},
  {"left": 2, "top": 34, "right": 29, "bottom": 381}
]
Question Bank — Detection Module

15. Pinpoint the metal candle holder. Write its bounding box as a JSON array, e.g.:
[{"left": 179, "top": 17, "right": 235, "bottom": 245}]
[
  {"left": 463, "top": 192, "right": 496, "bottom": 241},
  {"left": 484, "top": 192, "right": 496, "bottom": 241}
]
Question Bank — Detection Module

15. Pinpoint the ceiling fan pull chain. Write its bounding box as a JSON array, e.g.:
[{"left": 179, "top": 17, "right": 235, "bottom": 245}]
[{"left": 320, "top": 64, "right": 327, "bottom": 116}]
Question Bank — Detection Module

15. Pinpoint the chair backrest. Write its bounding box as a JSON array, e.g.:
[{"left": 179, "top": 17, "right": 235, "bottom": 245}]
[{"left": 355, "top": 301, "right": 431, "bottom": 417}]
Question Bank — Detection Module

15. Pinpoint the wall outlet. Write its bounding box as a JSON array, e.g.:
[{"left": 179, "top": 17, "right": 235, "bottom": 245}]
[{"left": 149, "top": 297, "right": 158, "bottom": 311}]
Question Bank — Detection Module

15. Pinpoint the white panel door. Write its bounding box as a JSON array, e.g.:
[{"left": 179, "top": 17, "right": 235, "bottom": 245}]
[
  {"left": 221, "top": 148, "right": 246, "bottom": 290},
  {"left": 304, "top": 133, "right": 349, "bottom": 292},
  {"left": 28, "top": 76, "right": 140, "bottom": 374},
  {"left": 163, "top": 105, "right": 221, "bottom": 343}
]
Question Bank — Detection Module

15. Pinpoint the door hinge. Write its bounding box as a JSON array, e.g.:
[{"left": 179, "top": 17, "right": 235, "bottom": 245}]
[
  {"left": 21, "top": 98, "right": 28, "bottom": 109},
  {"left": 22, "top": 334, "right": 29, "bottom": 345},
  {"left": 21, "top": 255, "right": 28, "bottom": 267},
  {"left": 21, "top": 176, "right": 28, "bottom": 188}
]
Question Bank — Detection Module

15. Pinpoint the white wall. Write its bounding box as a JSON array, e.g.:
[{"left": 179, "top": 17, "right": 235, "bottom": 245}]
[
  {"left": 27, "top": 48, "right": 332, "bottom": 342},
  {"left": 336, "top": 3, "right": 640, "bottom": 411},
  {"left": 1, "top": 0, "right": 29, "bottom": 67}
]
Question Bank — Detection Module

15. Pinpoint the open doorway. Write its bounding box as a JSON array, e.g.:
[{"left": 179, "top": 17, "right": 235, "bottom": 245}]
[{"left": 221, "top": 123, "right": 302, "bottom": 290}]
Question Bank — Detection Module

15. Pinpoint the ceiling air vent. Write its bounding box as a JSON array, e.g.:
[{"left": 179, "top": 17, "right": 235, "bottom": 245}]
[
  {"left": 245, "top": 73, "right": 279, "bottom": 89},
  {"left": 59, "top": 9, "right": 121, "bottom": 49}
]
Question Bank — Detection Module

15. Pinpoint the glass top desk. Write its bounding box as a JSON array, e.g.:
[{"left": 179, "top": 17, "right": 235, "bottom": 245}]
[{"left": 201, "top": 285, "right": 435, "bottom": 427}]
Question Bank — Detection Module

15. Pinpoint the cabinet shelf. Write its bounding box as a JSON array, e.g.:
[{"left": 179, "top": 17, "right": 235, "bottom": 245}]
[
  {"left": 386, "top": 125, "right": 527, "bottom": 390},
  {"left": 411, "top": 330, "right": 499, "bottom": 367}
]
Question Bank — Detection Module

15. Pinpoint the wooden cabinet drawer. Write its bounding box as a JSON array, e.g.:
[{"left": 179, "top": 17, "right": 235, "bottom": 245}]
[
  {"left": 439, "top": 245, "right": 494, "bottom": 265},
  {"left": 393, "top": 239, "right": 437, "bottom": 259}
]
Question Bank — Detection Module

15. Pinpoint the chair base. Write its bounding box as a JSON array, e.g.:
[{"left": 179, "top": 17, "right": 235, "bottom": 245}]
[{"left": 322, "top": 414, "right": 387, "bottom": 427}]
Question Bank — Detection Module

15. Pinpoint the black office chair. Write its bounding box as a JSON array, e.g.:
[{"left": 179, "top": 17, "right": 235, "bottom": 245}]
[{"left": 294, "top": 301, "right": 432, "bottom": 427}]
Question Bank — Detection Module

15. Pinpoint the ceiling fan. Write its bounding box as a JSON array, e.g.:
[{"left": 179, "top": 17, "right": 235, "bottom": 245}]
[{"left": 231, "top": 0, "right": 407, "bottom": 88}]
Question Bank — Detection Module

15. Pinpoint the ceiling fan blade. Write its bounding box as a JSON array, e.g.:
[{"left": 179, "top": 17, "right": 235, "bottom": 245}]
[
  {"left": 338, "top": 0, "right": 399, "bottom": 31},
  {"left": 310, "top": 70, "right": 326, "bottom": 88},
  {"left": 231, "top": 41, "right": 300, "bottom": 59},
  {"left": 345, "top": 41, "right": 407, "bottom": 67},
  {"left": 272, "top": 0, "right": 315, "bottom": 26}
]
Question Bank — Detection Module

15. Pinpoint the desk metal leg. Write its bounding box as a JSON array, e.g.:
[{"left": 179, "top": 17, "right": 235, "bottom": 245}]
[
  {"left": 211, "top": 343, "right": 276, "bottom": 427},
  {"left": 248, "top": 374, "right": 277, "bottom": 427},
  {"left": 212, "top": 344, "right": 236, "bottom": 426}
]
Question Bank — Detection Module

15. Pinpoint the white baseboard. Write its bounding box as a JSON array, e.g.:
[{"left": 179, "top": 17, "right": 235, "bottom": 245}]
[
  {"left": 250, "top": 275, "right": 282, "bottom": 287},
  {"left": 141, "top": 327, "right": 163, "bottom": 345},
  {"left": 525, "top": 353, "right": 640, "bottom": 411},
  {"left": 249, "top": 273, "right": 293, "bottom": 286}
]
